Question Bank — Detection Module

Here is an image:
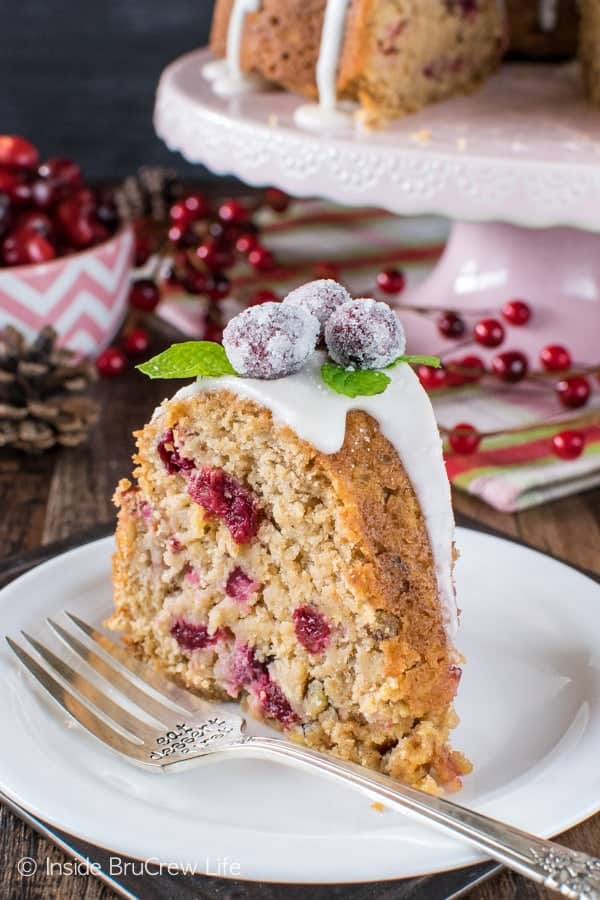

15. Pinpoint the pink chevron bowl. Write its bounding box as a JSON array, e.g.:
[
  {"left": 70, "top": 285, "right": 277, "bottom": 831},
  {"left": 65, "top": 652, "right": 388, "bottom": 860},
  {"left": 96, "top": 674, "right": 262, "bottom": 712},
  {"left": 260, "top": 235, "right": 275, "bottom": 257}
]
[{"left": 0, "top": 225, "right": 134, "bottom": 356}]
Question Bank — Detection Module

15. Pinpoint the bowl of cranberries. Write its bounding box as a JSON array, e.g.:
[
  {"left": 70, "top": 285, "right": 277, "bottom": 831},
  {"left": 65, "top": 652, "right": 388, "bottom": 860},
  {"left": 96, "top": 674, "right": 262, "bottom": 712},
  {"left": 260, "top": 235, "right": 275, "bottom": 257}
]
[{"left": 0, "top": 135, "right": 134, "bottom": 354}]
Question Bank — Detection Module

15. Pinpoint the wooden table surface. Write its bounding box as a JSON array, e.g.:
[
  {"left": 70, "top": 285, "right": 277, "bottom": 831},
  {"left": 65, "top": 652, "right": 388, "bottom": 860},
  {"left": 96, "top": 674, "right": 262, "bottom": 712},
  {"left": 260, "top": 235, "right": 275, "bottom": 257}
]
[{"left": 1, "top": 333, "right": 599, "bottom": 900}]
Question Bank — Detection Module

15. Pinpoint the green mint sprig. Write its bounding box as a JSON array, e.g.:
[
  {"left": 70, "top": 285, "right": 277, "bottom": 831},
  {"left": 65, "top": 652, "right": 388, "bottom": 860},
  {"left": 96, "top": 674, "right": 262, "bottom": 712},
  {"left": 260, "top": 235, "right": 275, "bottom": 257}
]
[
  {"left": 321, "top": 354, "right": 441, "bottom": 399},
  {"left": 136, "top": 341, "right": 237, "bottom": 380}
]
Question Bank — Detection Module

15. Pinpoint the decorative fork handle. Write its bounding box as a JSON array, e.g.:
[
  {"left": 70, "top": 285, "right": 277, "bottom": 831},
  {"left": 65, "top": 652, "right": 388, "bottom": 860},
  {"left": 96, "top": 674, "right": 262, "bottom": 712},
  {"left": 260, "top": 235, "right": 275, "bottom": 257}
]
[{"left": 195, "top": 736, "right": 600, "bottom": 899}]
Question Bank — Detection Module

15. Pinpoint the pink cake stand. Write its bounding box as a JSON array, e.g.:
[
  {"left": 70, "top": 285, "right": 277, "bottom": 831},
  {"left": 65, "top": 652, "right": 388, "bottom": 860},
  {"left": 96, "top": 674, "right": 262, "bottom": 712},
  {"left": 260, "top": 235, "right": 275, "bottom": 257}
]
[{"left": 154, "top": 49, "right": 600, "bottom": 363}]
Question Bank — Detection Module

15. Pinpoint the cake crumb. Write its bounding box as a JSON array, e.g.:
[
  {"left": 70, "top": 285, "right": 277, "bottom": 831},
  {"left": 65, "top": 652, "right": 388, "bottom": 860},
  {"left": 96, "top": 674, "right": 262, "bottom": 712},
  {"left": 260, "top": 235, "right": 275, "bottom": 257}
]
[
  {"left": 410, "top": 129, "right": 431, "bottom": 144},
  {"left": 371, "top": 801, "right": 385, "bottom": 813}
]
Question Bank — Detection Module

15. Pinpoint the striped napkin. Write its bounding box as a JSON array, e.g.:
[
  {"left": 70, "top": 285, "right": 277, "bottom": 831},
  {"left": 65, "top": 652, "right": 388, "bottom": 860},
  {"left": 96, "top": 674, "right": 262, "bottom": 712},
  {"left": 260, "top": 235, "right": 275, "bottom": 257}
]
[{"left": 157, "top": 201, "right": 600, "bottom": 513}]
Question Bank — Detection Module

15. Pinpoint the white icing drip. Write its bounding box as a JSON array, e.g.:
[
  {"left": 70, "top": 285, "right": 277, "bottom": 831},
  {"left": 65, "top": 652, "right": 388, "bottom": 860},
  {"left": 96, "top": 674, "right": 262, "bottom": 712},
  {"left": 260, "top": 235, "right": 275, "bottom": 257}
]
[
  {"left": 167, "top": 353, "right": 457, "bottom": 638},
  {"left": 207, "top": 0, "right": 270, "bottom": 98},
  {"left": 294, "top": 0, "right": 354, "bottom": 133},
  {"left": 538, "top": 0, "right": 559, "bottom": 31}
]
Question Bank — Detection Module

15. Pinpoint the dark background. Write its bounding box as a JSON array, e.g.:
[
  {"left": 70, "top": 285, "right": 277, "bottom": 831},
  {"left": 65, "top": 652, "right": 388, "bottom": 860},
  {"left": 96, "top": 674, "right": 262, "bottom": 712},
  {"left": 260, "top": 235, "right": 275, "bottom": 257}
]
[{"left": 2, "top": 1, "right": 217, "bottom": 180}]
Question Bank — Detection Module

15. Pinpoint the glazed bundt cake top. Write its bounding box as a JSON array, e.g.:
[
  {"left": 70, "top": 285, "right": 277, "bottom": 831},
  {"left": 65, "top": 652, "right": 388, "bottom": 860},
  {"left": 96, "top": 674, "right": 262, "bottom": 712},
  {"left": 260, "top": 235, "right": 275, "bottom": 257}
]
[{"left": 140, "top": 279, "right": 457, "bottom": 638}]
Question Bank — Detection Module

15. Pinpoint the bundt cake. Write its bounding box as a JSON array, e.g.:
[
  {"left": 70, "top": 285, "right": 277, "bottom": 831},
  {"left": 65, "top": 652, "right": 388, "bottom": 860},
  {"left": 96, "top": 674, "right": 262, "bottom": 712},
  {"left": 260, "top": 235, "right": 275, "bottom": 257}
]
[
  {"left": 203, "top": 0, "right": 599, "bottom": 126},
  {"left": 108, "top": 281, "right": 471, "bottom": 794}
]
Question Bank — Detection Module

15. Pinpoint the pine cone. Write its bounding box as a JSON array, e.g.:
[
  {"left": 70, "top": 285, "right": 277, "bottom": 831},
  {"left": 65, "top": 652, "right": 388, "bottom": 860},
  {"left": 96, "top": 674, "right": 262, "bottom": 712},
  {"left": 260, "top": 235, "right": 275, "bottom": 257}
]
[
  {"left": 0, "top": 326, "right": 100, "bottom": 453},
  {"left": 115, "top": 167, "right": 183, "bottom": 224}
]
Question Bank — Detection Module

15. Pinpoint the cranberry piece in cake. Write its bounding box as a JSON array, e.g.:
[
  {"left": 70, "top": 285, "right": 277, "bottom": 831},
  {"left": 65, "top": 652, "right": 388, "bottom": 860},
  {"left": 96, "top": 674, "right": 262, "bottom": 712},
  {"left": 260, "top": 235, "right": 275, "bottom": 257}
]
[
  {"left": 255, "top": 680, "right": 299, "bottom": 727},
  {"left": 157, "top": 429, "right": 195, "bottom": 475},
  {"left": 225, "top": 566, "right": 260, "bottom": 603},
  {"left": 187, "top": 467, "right": 260, "bottom": 544},
  {"left": 170, "top": 620, "right": 228, "bottom": 652},
  {"left": 293, "top": 605, "right": 331, "bottom": 654},
  {"left": 325, "top": 299, "right": 406, "bottom": 369},
  {"left": 228, "top": 643, "right": 268, "bottom": 693}
]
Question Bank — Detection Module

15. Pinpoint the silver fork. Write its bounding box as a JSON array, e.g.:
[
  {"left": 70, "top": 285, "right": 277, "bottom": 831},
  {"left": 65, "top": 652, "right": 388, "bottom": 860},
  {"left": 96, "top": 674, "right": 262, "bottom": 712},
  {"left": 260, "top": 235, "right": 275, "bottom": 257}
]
[{"left": 6, "top": 614, "right": 600, "bottom": 900}]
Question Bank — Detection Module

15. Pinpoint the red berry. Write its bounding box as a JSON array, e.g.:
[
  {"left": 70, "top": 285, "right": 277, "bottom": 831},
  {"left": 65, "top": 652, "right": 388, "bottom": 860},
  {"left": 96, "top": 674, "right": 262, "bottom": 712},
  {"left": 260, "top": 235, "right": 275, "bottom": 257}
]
[
  {"left": 437, "top": 311, "right": 465, "bottom": 339},
  {"left": 204, "top": 320, "right": 224, "bottom": 343},
  {"left": 122, "top": 328, "right": 150, "bottom": 357},
  {"left": 313, "top": 261, "right": 340, "bottom": 280},
  {"left": 491, "top": 350, "right": 529, "bottom": 383},
  {"left": 96, "top": 346, "right": 127, "bottom": 377},
  {"left": 556, "top": 376, "right": 591, "bottom": 409},
  {"left": 0, "top": 135, "right": 39, "bottom": 170},
  {"left": 457, "top": 354, "right": 485, "bottom": 382},
  {"left": 0, "top": 169, "right": 31, "bottom": 204},
  {"left": 218, "top": 200, "right": 249, "bottom": 224},
  {"left": 170, "top": 193, "right": 211, "bottom": 228},
  {"left": 551, "top": 430, "right": 585, "bottom": 461},
  {"left": 418, "top": 364, "right": 447, "bottom": 390},
  {"left": 183, "top": 268, "right": 208, "bottom": 295},
  {"left": 38, "top": 157, "right": 83, "bottom": 194},
  {"left": 265, "top": 187, "right": 290, "bottom": 212},
  {"left": 474, "top": 318, "right": 505, "bottom": 348},
  {"left": 236, "top": 232, "right": 260, "bottom": 254},
  {"left": 540, "top": 344, "right": 571, "bottom": 372},
  {"left": 23, "top": 233, "right": 55, "bottom": 264},
  {"left": 1, "top": 233, "right": 29, "bottom": 266},
  {"left": 448, "top": 422, "right": 481, "bottom": 454},
  {"left": 16, "top": 210, "right": 53, "bottom": 237},
  {"left": 248, "top": 245, "right": 275, "bottom": 272},
  {"left": 129, "top": 278, "right": 161, "bottom": 312},
  {"left": 206, "top": 272, "right": 231, "bottom": 301},
  {"left": 376, "top": 267, "right": 406, "bottom": 295},
  {"left": 196, "top": 239, "right": 234, "bottom": 271},
  {"left": 502, "top": 299, "right": 531, "bottom": 326},
  {"left": 248, "top": 289, "right": 280, "bottom": 306}
]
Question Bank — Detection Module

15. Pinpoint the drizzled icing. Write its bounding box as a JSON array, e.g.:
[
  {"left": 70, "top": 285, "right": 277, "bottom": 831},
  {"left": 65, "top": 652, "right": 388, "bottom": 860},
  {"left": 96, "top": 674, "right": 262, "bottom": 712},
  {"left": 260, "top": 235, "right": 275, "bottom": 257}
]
[
  {"left": 204, "top": 0, "right": 269, "bottom": 98},
  {"left": 168, "top": 352, "right": 458, "bottom": 638}
]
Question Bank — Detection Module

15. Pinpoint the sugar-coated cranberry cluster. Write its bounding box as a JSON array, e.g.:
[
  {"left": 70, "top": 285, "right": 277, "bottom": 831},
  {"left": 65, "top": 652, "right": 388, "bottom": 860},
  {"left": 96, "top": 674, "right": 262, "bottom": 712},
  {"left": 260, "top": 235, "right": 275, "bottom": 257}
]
[
  {"left": 0, "top": 135, "right": 121, "bottom": 268},
  {"left": 222, "top": 278, "right": 406, "bottom": 379}
]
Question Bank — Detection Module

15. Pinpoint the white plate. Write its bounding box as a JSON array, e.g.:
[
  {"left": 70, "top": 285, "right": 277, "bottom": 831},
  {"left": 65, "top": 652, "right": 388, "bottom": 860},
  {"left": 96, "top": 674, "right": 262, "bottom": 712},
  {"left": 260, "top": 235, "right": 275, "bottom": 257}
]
[{"left": 0, "top": 529, "right": 599, "bottom": 884}]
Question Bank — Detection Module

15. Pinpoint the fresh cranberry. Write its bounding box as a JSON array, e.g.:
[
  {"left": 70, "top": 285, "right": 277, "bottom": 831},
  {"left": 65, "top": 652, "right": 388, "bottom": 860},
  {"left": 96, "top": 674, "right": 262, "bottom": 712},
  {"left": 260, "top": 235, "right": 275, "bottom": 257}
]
[
  {"left": 248, "top": 289, "right": 280, "bottom": 306},
  {"left": 540, "top": 344, "right": 571, "bottom": 373},
  {"left": 30, "top": 177, "right": 60, "bottom": 209},
  {"left": 170, "top": 619, "right": 227, "bottom": 652},
  {"left": 418, "top": 364, "right": 448, "bottom": 390},
  {"left": 376, "top": 267, "right": 406, "bottom": 295},
  {"left": 314, "top": 261, "right": 340, "bottom": 280},
  {"left": 55, "top": 195, "right": 96, "bottom": 248},
  {"left": 157, "top": 428, "right": 195, "bottom": 475},
  {"left": 437, "top": 311, "right": 465, "bottom": 339},
  {"left": 448, "top": 422, "right": 481, "bottom": 454},
  {"left": 183, "top": 268, "right": 208, "bottom": 295},
  {"left": 248, "top": 245, "right": 276, "bottom": 272},
  {"left": 0, "top": 194, "right": 11, "bottom": 238},
  {"left": 265, "top": 187, "right": 290, "bottom": 212},
  {"left": 502, "top": 299, "right": 531, "bottom": 326},
  {"left": 170, "top": 193, "right": 211, "bottom": 227},
  {"left": 38, "top": 157, "right": 83, "bottom": 192},
  {"left": 0, "top": 135, "right": 39, "bottom": 170},
  {"left": 122, "top": 328, "right": 150, "bottom": 357},
  {"left": 456, "top": 354, "right": 485, "bottom": 382},
  {"left": 0, "top": 169, "right": 28, "bottom": 203},
  {"left": 187, "top": 466, "right": 260, "bottom": 544},
  {"left": 95, "top": 189, "right": 120, "bottom": 233},
  {"left": 206, "top": 272, "right": 231, "bottom": 301},
  {"left": 551, "top": 430, "right": 585, "bottom": 461},
  {"left": 473, "top": 318, "right": 505, "bottom": 348},
  {"left": 256, "top": 680, "right": 298, "bottom": 727},
  {"left": 1, "top": 233, "right": 29, "bottom": 266},
  {"left": 218, "top": 199, "right": 249, "bottom": 224},
  {"left": 129, "top": 278, "right": 161, "bottom": 312},
  {"left": 236, "top": 232, "right": 260, "bottom": 255},
  {"left": 292, "top": 605, "right": 331, "bottom": 654},
  {"left": 96, "top": 346, "right": 127, "bottom": 377},
  {"left": 196, "top": 239, "right": 234, "bottom": 271},
  {"left": 16, "top": 210, "right": 53, "bottom": 237},
  {"left": 23, "top": 232, "right": 55, "bottom": 264},
  {"left": 225, "top": 567, "right": 259, "bottom": 603},
  {"left": 491, "top": 350, "right": 529, "bottom": 383},
  {"left": 556, "top": 376, "right": 591, "bottom": 409}
]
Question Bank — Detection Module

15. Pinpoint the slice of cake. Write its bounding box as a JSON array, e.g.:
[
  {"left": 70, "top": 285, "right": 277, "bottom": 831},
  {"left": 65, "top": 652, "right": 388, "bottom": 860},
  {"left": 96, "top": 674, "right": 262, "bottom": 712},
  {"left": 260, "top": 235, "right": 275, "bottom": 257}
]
[{"left": 109, "top": 282, "right": 471, "bottom": 794}]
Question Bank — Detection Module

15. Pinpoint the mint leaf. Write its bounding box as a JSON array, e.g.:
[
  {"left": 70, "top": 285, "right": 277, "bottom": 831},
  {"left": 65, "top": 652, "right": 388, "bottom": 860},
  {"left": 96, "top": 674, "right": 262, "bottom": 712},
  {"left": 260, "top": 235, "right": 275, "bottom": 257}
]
[
  {"left": 137, "top": 341, "right": 237, "bottom": 380},
  {"left": 387, "top": 354, "right": 441, "bottom": 370},
  {"left": 321, "top": 363, "right": 391, "bottom": 398}
]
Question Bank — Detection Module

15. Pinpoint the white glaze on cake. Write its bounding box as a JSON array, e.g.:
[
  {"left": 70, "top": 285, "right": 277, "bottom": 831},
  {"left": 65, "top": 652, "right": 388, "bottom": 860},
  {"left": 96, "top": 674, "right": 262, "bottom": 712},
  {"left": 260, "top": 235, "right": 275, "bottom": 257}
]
[
  {"left": 168, "top": 352, "right": 457, "bottom": 638},
  {"left": 294, "top": 0, "right": 355, "bottom": 132},
  {"left": 206, "top": 0, "right": 270, "bottom": 97}
]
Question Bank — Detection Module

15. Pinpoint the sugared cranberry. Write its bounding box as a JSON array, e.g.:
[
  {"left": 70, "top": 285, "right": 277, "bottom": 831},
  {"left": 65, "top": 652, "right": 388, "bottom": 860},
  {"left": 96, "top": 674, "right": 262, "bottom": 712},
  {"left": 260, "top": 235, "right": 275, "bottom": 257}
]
[
  {"left": 491, "top": 350, "right": 529, "bottom": 383},
  {"left": 157, "top": 428, "right": 195, "bottom": 475},
  {"left": 236, "top": 232, "right": 260, "bottom": 254},
  {"left": 256, "top": 680, "right": 298, "bottom": 727},
  {"left": 437, "top": 311, "right": 465, "bottom": 339},
  {"left": 187, "top": 466, "right": 260, "bottom": 544},
  {"left": 225, "top": 567, "right": 259, "bottom": 603},
  {"left": 196, "top": 239, "right": 234, "bottom": 271},
  {"left": 418, "top": 364, "right": 448, "bottom": 390},
  {"left": 283, "top": 279, "right": 351, "bottom": 341},
  {"left": 206, "top": 272, "right": 231, "bottom": 301},
  {"left": 292, "top": 605, "right": 331, "bottom": 654},
  {"left": 122, "top": 328, "right": 150, "bottom": 357},
  {"left": 556, "top": 376, "right": 591, "bottom": 409},
  {"left": 265, "top": 187, "right": 290, "bottom": 212},
  {"left": 0, "top": 135, "right": 39, "bottom": 170},
  {"left": 248, "top": 289, "right": 280, "bottom": 306},
  {"left": 551, "top": 430, "right": 585, "bottom": 461},
  {"left": 170, "top": 619, "right": 227, "bottom": 652},
  {"left": 223, "top": 302, "right": 319, "bottom": 379},
  {"left": 473, "top": 318, "right": 505, "bottom": 348},
  {"left": 540, "top": 344, "right": 571, "bottom": 373},
  {"left": 218, "top": 199, "right": 249, "bottom": 224},
  {"left": 502, "top": 299, "right": 531, "bottom": 326},
  {"left": 325, "top": 298, "right": 406, "bottom": 369},
  {"left": 448, "top": 422, "right": 481, "bottom": 454},
  {"left": 248, "top": 245, "right": 276, "bottom": 272},
  {"left": 456, "top": 354, "right": 485, "bottom": 383},
  {"left": 376, "top": 267, "right": 406, "bottom": 295},
  {"left": 170, "top": 193, "right": 211, "bottom": 228},
  {"left": 129, "top": 278, "right": 161, "bottom": 312},
  {"left": 96, "top": 346, "right": 127, "bottom": 377}
]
